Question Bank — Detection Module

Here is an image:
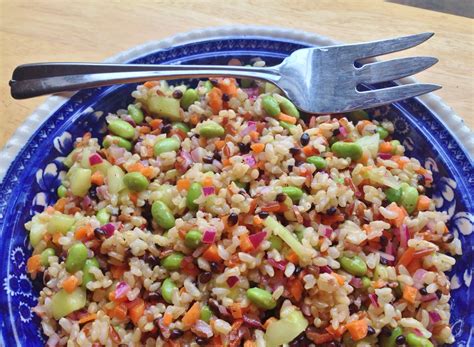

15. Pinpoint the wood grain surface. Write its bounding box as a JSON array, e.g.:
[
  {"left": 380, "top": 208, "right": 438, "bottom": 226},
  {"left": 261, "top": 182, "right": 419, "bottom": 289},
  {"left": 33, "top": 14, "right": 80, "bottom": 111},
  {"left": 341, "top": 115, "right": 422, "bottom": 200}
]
[{"left": 1, "top": 0, "right": 472, "bottom": 148}]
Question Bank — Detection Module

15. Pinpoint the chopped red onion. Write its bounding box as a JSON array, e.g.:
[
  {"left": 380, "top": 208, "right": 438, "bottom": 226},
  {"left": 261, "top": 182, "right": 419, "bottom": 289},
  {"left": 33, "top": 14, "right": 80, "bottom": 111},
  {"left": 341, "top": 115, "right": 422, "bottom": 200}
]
[
  {"left": 429, "top": 311, "right": 441, "bottom": 324},
  {"left": 319, "top": 265, "right": 333, "bottom": 274},
  {"left": 192, "top": 320, "right": 213, "bottom": 338},
  {"left": 88, "top": 153, "right": 103, "bottom": 166},
  {"left": 420, "top": 293, "right": 437, "bottom": 302},
  {"left": 243, "top": 314, "right": 264, "bottom": 329},
  {"left": 96, "top": 185, "right": 110, "bottom": 200},
  {"left": 386, "top": 240, "right": 394, "bottom": 257},
  {"left": 226, "top": 276, "right": 239, "bottom": 288},
  {"left": 190, "top": 147, "right": 205, "bottom": 162},
  {"left": 114, "top": 281, "right": 130, "bottom": 299},
  {"left": 212, "top": 159, "right": 223, "bottom": 170},
  {"left": 202, "top": 229, "right": 216, "bottom": 244},
  {"left": 367, "top": 248, "right": 395, "bottom": 262},
  {"left": 243, "top": 154, "right": 256, "bottom": 168},
  {"left": 350, "top": 277, "right": 363, "bottom": 288},
  {"left": 369, "top": 293, "right": 379, "bottom": 308},
  {"left": 413, "top": 328, "right": 424, "bottom": 337},
  {"left": 242, "top": 88, "right": 259, "bottom": 101},
  {"left": 267, "top": 258, "right": 287, "bottom": 271},
  {"left": 100, "top": 223, "right": 115, "bottom": 238},
  {"left": 81, "top": 195, "right": 92, "bottom": 209},
  {"left": 123, "top": 115, "right": 136, "bottom": 127},
  {"left": 400, "top": 224, "right": 409, "bottom": 249},
  {"left": 323, "top": 227, "right": 333, "bottom": 238},
  {"left": 378, "top": 152, "right": 393, "bottom": 160},
  {"left": 249, "top": 231, "right": 267, "bottom": 249},
  {"left": 241, "top": 121, "right": 257, "bottom": 136},
  {"left": 203, "top": 186, "right": 215, "bottom": 196},
  {"left": 177, "top": 151, "right": 193, "bottom": 173},
  {"left": 339, "top": 126, "right": 348, "bottom": 137},
  {"left": 413, "top": 269, "right": 427, "bottom": 289}
]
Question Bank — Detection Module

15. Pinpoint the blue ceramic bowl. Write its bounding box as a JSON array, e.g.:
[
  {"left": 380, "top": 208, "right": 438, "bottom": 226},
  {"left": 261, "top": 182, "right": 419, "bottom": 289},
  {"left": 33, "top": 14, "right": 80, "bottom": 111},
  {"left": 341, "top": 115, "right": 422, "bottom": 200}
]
[{"left": 0, "top": 28, "right": 472, "bottom": 346}]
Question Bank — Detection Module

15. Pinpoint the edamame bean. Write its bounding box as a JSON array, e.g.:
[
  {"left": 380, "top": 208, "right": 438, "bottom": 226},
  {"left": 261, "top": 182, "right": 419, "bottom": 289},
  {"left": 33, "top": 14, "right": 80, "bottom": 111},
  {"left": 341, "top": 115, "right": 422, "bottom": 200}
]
[
  {"left": 339, "top": 255, "right": 367, "bottom": 276},
  {"left": 127, "top": 104, "right": 144, "bottom": 124},
  {"left": 306, "top": 156, "right": 327, "bottom": 169},
  {"left": 184, "top": 230, "right": 202, "bottom": 249},
  {"left": 108, "top": 119, "right": 135, "bottom": 140},
  {"left": 96, "top": 208, "right": 110, "bottom": 225},
  {"left": 279, "top": 97, "right": 299, "bottom": 119},
  {"left": 161, "top": 252, "right": 184, "bottom": 271},
  {"left": 123, "top": 172, "right": 149, "bottom": 192},
  {"left": 103, "top": 135, "right": 133, "bottom": 151},
  {"left": 200, "top": 305, "right": 212, "bottom": 323},
  {"left": 154, "top": 137, "right": 181, "bottom": 156},
  {"left": 57, "top": 185, "right": 67, "bottom": 198},
  {"left": 390, "top": 140, "right": 401, "bottom": 154},
  {"left": 199, "top": 121, "right": 225, "bottom": 138},
  {"left": 406, "top": 333, "right": 433, "bottom": 347},
  {"left": 269, "top": 235, "right": 283, "bottom": 251},
  {"left": 380, "top": 327, "right": 403, "bottom": 347},
  {"left": 400, "top": 183, "right": 419, "bottom": 214},
  {"left": 180, "top": 89, "right": 199, "bottom": 110},
  {"left": 151, "top": 200, "right": 175, "bottom": 229},
  {"left": 385, "top": 187, "right": 402, "bottom": 203},
  {"left": 331, "top": 141, "right": 363, "bottom": 160},
  {"left": 262, "top": 95, "right": 281, "bottom": 117},
  {"left": 65, "top": 242, "right": 88, "bottom": 273},
  {"left": 376, "top": 126, "right": 389, "bottom": 140},
  {"left": 186, "top": 182, "right": 202, "bottom": 211},
  {"left": 246, "top": 287, "right": 277, "bottom": 310},
  {"left": 172, "top": 122, "right": 190, "bottom": 133},
  {"left": 82, "top": 258, "right": 99, "bottom": 288},
  {"left": 40, "top": 248, "right": 56, "bottom": 266},
  {"left": 282, "top": 186, "right": 303, "bottom": 201},
  {"left": 161, "top": 278, "right": 177, "bottom": 304},
  {"left": 362, "top": 276, "right": 371, "bottom": 289}
]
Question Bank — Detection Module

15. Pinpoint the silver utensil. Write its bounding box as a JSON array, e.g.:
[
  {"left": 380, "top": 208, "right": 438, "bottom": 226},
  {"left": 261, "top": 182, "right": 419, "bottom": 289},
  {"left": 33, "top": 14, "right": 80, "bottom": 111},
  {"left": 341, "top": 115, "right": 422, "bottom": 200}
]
[{"left": 10, "top": 33, "right": 440, "bottom": 114}]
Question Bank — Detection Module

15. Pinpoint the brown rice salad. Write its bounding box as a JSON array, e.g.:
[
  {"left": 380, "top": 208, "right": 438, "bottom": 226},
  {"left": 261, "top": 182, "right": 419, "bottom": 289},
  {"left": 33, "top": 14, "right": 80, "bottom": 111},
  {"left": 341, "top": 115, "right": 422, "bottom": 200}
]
[{"left": 25, "top": 62, "right": 462, "bottom": 346}]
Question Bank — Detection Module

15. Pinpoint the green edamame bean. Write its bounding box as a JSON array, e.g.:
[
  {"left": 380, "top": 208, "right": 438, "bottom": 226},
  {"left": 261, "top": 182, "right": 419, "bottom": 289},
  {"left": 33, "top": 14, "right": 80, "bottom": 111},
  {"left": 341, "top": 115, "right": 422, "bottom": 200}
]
[
  {"left": 108, "top": 119, "right": 135, "bottom": 140},
  {"left": 200, "top": 305, "right": 212, "bottom": 323},
  {"left": 161, "top": 252, "right": 184, "bottom": 271},
  {"left": 199, "top": 121, "right": 225, "bottom": 138},
  {"left": 96, "top": 208, "right": 110, "bottom": 225},
  {"left": 40, "top": 248, "right": 56, "bottom": 266},
  {"left": 282, "top": 186, "right": 303, "bottom": 201},
  {"left": 362, "top": 276, "right": 371, "bottom": 289},
  {"left": 385, "top": 187, "right": 402, "bottom": 204},
  {"left": 57, "top": 185, "right": 67, "bottom": 198},
  {"left": 306, "top": 156, "right": 327, "bottom": 169},
  {"left": 184, "top": 230, "right": 202, "bottom": 249},
  {"left": 180, "top": 89, "right": 199, "bottom": 110},
  {"left": 339, "top": 255, "right": 367, "bottom": 276},
  {"left": 380, "top": 327, "right": 403, "bottom": 347},
  {"left": 406, "top": 333, "right": 433, "bottom": 347},
  {"left": 123, "top": 172, "right": 149, "bottom": 192},
  {"left": 172, "top": 122, "right": 190, "bottom": 133},
  {"left": 376, "top": 126, "right": 389, "bottom": 140},
  {"left": 246, "top": 287, "right": 277, "bottom": 310},
  {"left": 186, "top": 182, "right": 202, "bottom": 211},
  {"left": 127, "top": 104, "right": 144, "bottom": 124},
  {"left": 269, "top": 235, "right": 283, "bottom": 251},
  {"left": 262, "top": 95, "right": 281, "bottom": 117},
  {"left": 390, "top": 140, "right": 401, "bottom": 154},
  {"left": 161, "top": 278, "right": 177, "bottom": 304},
  {"left": 202, "top": 80, "right": 213, "bottom": 93},
  {"left": 279, "top": 121, "right": 296, "bottom": 131},
  {"left": 103, "top": 135, "right": 132, "bottom": 151},
  {"left": 400, "top": 183, "right": 419, "bottom": 214},
  {"left": 151, "top": 200, "right": 175, "bottom": 230},
  {"left": 82, "top": 258, "right": 99, "bottom": 288},
  {"left": 279, "top": 97, "right": 299, "bottom": 119},
  {"left": 154, "top": 137, "right": 181, "bottom": 156},
  {"left": 331, "top": 141, "right": 363, "bottom": 160},
  {"left": 65, "top": 242, "right": 88, "bottom": 273}
]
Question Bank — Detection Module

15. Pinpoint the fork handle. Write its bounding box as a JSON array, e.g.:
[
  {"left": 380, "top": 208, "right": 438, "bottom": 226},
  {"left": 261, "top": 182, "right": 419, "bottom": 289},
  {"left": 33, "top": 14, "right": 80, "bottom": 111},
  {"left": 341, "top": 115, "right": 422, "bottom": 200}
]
[{"left": 9, "top": 63, "right": 280, "bottom": 99}]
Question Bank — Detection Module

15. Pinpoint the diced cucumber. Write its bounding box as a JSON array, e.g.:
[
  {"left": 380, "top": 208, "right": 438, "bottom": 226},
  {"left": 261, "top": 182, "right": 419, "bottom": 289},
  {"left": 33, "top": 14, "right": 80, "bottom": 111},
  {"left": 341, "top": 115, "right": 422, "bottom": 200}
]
[
  {"left": 147, "top": 95, "right": 181, "bottom": 121},
  {"left": 51, "top": 288, "right": 87, "bottom": 319},
  {"left": 29, "top": 222, "right": 47, "bottom": 247},
  {"left": 107, "top": 165, "right": 125, "bottom": 194},
  {"left": 80, "top": 148, "right": 91, "bottom": 169},
  {"left": 265, "top": 307, "right": 308, "bottom": 347},
  {"left": 91, "top": 160, "right": 112, "bottom": 176},
  {"left": 69, "top": 168, "right": 92, "bottom": 197},
  {"left": 47, "top": 213, "right": 75, "bottom": 234},
  {"left": 63, "top": 149, "right": 80, "bottom": 168},
  {"left": 356, "top": 133, "right": 380, "bottom": 158}
]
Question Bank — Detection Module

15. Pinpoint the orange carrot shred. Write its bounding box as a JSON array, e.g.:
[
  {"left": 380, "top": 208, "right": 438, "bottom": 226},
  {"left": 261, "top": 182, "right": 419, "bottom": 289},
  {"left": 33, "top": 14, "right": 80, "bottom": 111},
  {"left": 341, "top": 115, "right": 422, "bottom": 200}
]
[
  {"left": 63, "top": 275, "right": 79, "bottom": 293},
  {"left": 403, "top": 285, "right": 418, "bottom": 304},
  {"left": 251, "top": 143, "right": 265, "bottom": 153},
  {"left": 91, "top": 171, "right": 104, "bottom": 185},
  {"left": 182, "top": 302, "right": 201, "bottom": 327},
  {"left": 345, "top": 319, "right": 368, "bottom": 341},
  {"left": 177, "top": 178, "right": 191, "bottom": 191},
  {"left": 202, "top": 244, "right": 221, "bottom": 262},
  {"left": 163, "top": 312, "right": 173, "bottom": 326},
  {"left": 278, "top": 113, "right": 297, "bottom": 124},
  {"left": 27, "top": 255, "right": 41, "bottom": 273},
  {"left": 78, "top": 313, "right": 97, "bottom": 324}
]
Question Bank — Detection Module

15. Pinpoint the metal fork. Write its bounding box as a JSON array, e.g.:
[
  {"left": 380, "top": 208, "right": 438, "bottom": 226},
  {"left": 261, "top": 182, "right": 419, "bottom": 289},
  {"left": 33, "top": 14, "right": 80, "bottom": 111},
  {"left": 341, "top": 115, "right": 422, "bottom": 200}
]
[{"left": 9, "top": 33, "right": 440, "bottom": 114}]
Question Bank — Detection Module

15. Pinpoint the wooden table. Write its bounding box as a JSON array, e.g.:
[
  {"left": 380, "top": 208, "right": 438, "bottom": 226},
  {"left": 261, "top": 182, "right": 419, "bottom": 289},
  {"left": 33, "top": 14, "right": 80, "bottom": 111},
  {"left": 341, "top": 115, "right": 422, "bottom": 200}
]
[{"left": 1, "top": 0, "right": 472, "bottom": 148}]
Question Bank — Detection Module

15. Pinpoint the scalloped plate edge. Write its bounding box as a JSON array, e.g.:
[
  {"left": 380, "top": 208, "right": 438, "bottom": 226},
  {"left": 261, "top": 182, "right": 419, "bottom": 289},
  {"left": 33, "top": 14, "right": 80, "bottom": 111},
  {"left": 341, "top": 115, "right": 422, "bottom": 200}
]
[{"left": 1, "top": 25, "right": 472, "bottom": 184}]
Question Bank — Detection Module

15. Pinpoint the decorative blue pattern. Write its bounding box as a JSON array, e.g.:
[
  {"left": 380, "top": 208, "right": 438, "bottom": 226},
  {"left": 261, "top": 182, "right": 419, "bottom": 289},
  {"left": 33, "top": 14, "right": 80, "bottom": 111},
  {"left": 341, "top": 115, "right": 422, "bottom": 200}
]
[{"left": 0, "top": 36, "right": 472, "bottom": 346}]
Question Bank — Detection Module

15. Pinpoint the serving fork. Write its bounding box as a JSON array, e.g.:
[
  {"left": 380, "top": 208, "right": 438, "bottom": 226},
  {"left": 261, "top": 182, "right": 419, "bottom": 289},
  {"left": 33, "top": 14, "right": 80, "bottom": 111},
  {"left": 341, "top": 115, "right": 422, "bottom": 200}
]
[{"left": 9, "top": 33, "right": 440, "bottom": 114}]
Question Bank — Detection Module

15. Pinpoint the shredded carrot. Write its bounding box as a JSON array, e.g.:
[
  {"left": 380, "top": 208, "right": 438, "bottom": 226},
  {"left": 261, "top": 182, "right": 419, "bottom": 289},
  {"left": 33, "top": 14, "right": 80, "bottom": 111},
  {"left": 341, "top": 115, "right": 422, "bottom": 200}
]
[
  {"left": 356, "top": 120, "right": 372, "bottom": 133},
  {"left": 27, "top": 255, "right": 41, "bottom": 273},
  {"left": 387, "top": 203, "right": 407, "bottom": 227},
  {"left": 74, "top": 225, "right": 90, "bottom": 240},
  {"left": 139, "top": 126, "right": 151, "bottom": 134},
  {"left": 286, "top": 251, "right": 299, "bottom": 264},
  {"left": 110, "top": 265, "right": 127, "bottom": 279},
  {"left": 310, "top": 332, "right": 334, "bottom": 344},
  {"left": 379, "top": 142, "right": 392, "bottom": 153},
  {"left": 78, "top": 313, "right": 97, "bottom": 324},
  {"left": 403, "top": 285, "right": 418, "bottom": 304},
  {"left": 289, "top": 278, "right": 303, "bottom": 301},
  {"left": 54, "top": 198, "right": 67, "bottom": 212},
  {"left": 229, "top": 303, "right": 243, "bottom": 319},
  {"left": 63, "top": 275, "right": 79, "bottom": 293},
  {"left": 141, "top": 166, "right": 154, "bottom": 179},
  {"left": 129, "top": 192, "right": 138, "bottom": 205},
  {"left": 417, "top": 195, "right": 431, "bottom": 211},
  {"left": 52, "top": 232, "right": 62, "bottom": 245},
  {"left": 144, "top": 81, "right": 157, "bottom": 88},
  {"left": 202, "top": 176, "right": 213, "bottom": 187},
  {"left": 278, "top": 113, "right": 297, "bottom": 124},
  {"left": 358, "top": 151, "right": 369, "bottom": 165},
  {"left": 373, "top": 279, "right": 387, "bottom": 289},
  {"left": 208, "top": 87, "right": 223, "bottom": 114},
  {"left": 111, "top": 303, "right": 128, "bottom": 320},
  {"left": 345, "top": 318, "right": 368, "bottom": 341},
  {"left": 250, "top": 143, "right": 265, "bottom": 154},
  {"left": 91, "top": 171, "right": 104, "bottom": 185},
  {"left": 218, "top": 78, "right": 238, "bottom": 97},
  {"left": 177, "top": 178, "right": 191, "bottom": 191},
  {"left": 253, "top": 215, "right": 263, "bottom": 226},
  {"left": 261, "top": 201, "right": 281, "bottom": 212},
  {"left": 326, "top": 325, "right": 346, "bottom": 338},
  {"left": 263, "top": 317, "right": 277, "bottom": 330},
  {"left": 406, "top": 258, "right": 423, "bottom": 274},
  {"left": 149, "top": 119, "right": 162, "bottom": 130},
  {"left": 182, "top": 302, "right": 201, "bottom": 327},
  {"left": 202, "top": 244, "right": 221, "bottom": 262},
  {"left": 127, "top": 162, "right": 145, "bottom": 173},
  {"left": 190, "top": 113, "right": 200, "bottom": 126},
  {"left": 397, "top": 247, "right": 416, "bottom": 267},
  {"left": 302, "top": 145, "right": 317, "bottom": 156},
  {"left": 222, "top": 158, "right": 231, "bottom": 167},
  {"left": 332, "top": 273, "right": 345, "bottom": 286},
  {"left": 163, "top": 312, "right": 173, "bottom": 326},
  {"left": 243, "top": 341, "right": 257, "bottom": 347},
  {"left": 215, "top": 140, "right": 226, "bottom": 150},
  {"left": 249, "top": 131, "right": 259, "bottom": 142},
  {"left": 239, "top": 233, "right": 254, "bottom": 252},
  {"left": 129, "top": 298, "right": 145, "bottom": 325}
]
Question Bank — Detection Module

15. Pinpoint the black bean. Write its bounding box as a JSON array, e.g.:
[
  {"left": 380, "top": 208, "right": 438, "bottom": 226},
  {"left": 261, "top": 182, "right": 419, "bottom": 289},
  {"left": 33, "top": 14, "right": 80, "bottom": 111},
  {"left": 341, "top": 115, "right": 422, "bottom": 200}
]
[
  {"left": 210, "top": 261, "right": 223, "bottom": 273},
  {"left": 380, "top": 257, "right": 389, "bottom": 265},
  {"left": 228, "top": 212, "right": 239, "bottom": 226},
  {"left": 238, "top": 142, "right": 251, "bottom": 154},
  {"left": 172, "top": 89, "right": 183, "bottom": 99},
  {"left": 333, "top": 128, "right": 340, "bottom": 136},
  {"left": 203, "top": 156, "right": 214, "bottom": 164},
  {"left": 367, "top": 326, "right": 376, "bottom": 335},
  {"left": 419, "top": 287, "right": 428, "bottom": 296},
  {"left": 145, "top": 292, "right": 161, "bottom": 303},
  {"left": 143, "top": 254, "right": 160, "bottom": 267},
  {"left": 381, "top": 326, "right": 392, "bottom": 336},
  {"left": 326, "top": 207, "right": 337, "bottom": 215},
  {"left": 417, "top": 174, "right": 426, "bottom": 186},
  {"left": 170, "top": 329, "right": 184, "bottom": 339},
  {"left": 294, "top": 160, "right": 303, "bottom": 167},
  {"left": 287, "top": 165, "right": 294, "bottom": 172},
  {"left": 210, "top": 79, "right": 219, "bottom": 87},
  {"left": 396, "top": 335, "right": 406, "bottom": 345},
  {"left": 88, "top": 185, "right": 98, "bottom": 200},
  {"left": 436, "top": 290, "right": 442, "bottom": 299},
  {"left": 380, "top": 235, "right": 388, "bottom": 247},
  {"left": 213, "top": 152, "right": 222, "bottom": 161},
  {"left": 300, "top": 133, "right": 310, "bottom": 146},
  {"left": 258, "top": 211, "right": 269, "bottom": 219},
  {"left": 289, "top": 147, "right": 300, "bottom": 155},
  {"left": 161, "top": 124, "right": 172, "bottom": 134},
  {"left": 222, "top": 93, "right": 230, "bottom": 102},
  {"left": 276, "top": 193, "right": 287, "bottom": 203},
  {"left": 195, "top": 337, "right": 209, "bottom": 345},
  {"left": 349, "top": 303, "right": 358, "bottom": 315},
  {"left": 199, "top": 271, "right": 212, "bottom": 284},
  {"left": 94, "top": 228, "right": 106, "bottom": 239}
]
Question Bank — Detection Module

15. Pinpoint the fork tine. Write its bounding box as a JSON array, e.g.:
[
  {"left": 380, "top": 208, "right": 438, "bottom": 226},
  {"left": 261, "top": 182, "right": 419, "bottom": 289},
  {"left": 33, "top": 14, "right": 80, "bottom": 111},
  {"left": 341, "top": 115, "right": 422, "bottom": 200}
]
[
  {"left": 354, "top": 83, "right": 441, "bottom": 110},
  {"left": 345, "top": 32, "right": 434, "bottom": 60},
  {"left": 358, "top": 57, "right": 438, "bottom": 84}
]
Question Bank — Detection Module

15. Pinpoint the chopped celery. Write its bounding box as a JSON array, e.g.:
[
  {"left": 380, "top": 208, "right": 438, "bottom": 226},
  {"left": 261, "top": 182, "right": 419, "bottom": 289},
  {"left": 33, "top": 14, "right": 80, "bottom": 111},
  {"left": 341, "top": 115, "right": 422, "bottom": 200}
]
[
  {"left": 264, "top": 307, "right": 308, "bottom": 347},
  {"left": 107, "top": 165, "right": 125, "bottom": 194},
  {"left": 69, "top": 168, "right": 92, "bottom": 197},
  {"left": 365, "top": 167, "right": 400, "bottom": 189},
  {"left": 29, "top": 221, "right": 47, "bottom": 247},
  {"left": 51, "top": 288, "right": 87, "bottom": 319},
  {"left": 47, "top": 213, "right": 75, "bottom": 234},
  {"left": 356, "top": 133, "right": 380, "bottom": 158},
  {"left": 147, "top": 95, "right": 181, "bottom": 121},
  {"left": 263, "top": 216, "right": 311, "bottom": 262}
]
